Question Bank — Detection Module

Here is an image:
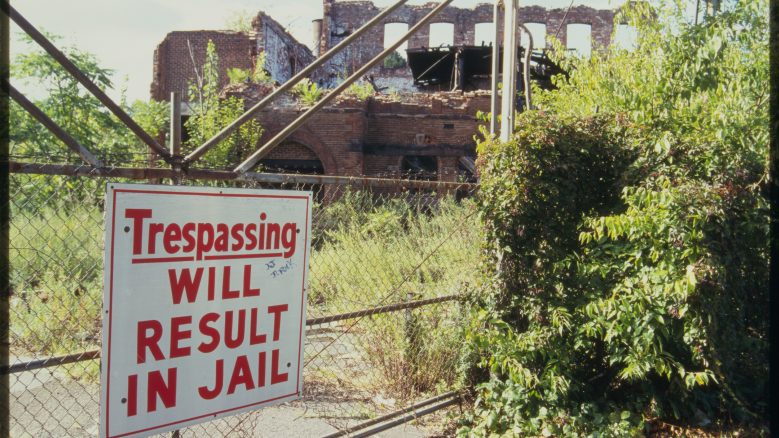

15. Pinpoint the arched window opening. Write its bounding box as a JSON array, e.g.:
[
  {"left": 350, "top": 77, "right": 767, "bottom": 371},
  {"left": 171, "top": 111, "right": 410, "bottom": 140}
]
[
  {"left": 474, "top": 22, "right": 495, "bottom": 46},
  {"left": 567, "top": 23, "right": 592, "bottom": 57},
  {"left": 384, "top": 22, "right": 409, "bottom": 67},
  {"left": 429, "top": 22, "right": 454, "bottom": 47},
  {"left": 614, "top": 24, "right": 638, "bottom": 50},
  {"left": 520, "top": 23, "right": 547, "bottom": 51},
  {"left": 259, "top": 142, "right": 325, "bottom": 200}
]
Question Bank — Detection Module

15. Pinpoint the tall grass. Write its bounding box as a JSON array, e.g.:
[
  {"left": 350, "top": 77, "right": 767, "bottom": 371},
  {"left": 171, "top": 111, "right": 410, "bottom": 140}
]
[
  {"left": 9, "top": 206, "right": 103, "bottom": 357},
  {"left": 309, "top": 190, "right": 480, "bottom": 395}
]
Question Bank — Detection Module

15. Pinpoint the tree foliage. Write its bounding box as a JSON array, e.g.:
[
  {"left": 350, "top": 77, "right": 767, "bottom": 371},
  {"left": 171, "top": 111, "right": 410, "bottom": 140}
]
[
  {"left": 10, "top": 34, "right": 167, "bottom": 165},
  {"left": 463, "top": 0, "right": 768, "bottom": 435}
]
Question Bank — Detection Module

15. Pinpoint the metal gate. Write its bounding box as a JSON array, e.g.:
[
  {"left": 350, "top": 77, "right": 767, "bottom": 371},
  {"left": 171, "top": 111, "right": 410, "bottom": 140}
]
[
  {"left": 1, "top": 1, "right": 482, "bottom": 436},
  {"left": 5, "top": 167, "right": 478, "bottom": 437}
]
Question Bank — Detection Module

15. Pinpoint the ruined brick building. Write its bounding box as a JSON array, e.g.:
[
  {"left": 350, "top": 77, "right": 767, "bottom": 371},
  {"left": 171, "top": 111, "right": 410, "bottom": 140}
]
[{"left": 151, "top": 1, "right": 620, "bottom": 181}]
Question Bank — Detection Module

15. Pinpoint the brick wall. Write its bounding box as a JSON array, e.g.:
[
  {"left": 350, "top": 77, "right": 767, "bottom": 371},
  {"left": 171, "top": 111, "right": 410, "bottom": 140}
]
[
  {"left": 150, "top": 31, "right": 253, "bottom": 101},
  {"left": 151, "top": 15, "right": 314, "bottom": 101}
]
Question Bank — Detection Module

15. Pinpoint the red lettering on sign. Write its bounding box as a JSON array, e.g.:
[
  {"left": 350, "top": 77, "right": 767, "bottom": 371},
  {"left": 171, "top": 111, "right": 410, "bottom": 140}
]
[
  {"left": 137, "top": 320, "right": 164, "bottom": 364},
  {"left": 198, "top": 312, "right": 221, "bottom": 354},
  {"left": 124, "top": 209, "right": 152, "bottom": 255},
  {"left": 196, "top": 223, "right": 214, "bottom": 260},
  {"left": 222, "top": 266, "right": 240, "bottom": 300},
  {"left": 170, "top": 316, "right": 192, "bottom": 358},
  {"left": 243, "top": 264, "right": 260, "bottom": 297},
  {"left": 147, "top": 368, "right": 177, "bottom": 413},
  {"left": 148, "top": 222, "right": 164, "bottom": 254},
  {"left": 198, "top": 359, "right": 223, "bottom": 400},
  {"left": 127, "top": 374, "right": 138, "bottom": 417},
  {"left": 250, "top": 308, "right": 267, "bottom": 345},
  {"left": 224, "top": 309, "right": 246, "bottom": 349},
  {"left": 227, "top": 355, "right": 254, "bottom": 395},
  {"left": 271, "top": 349, "right": 288, "bottom": 384},
  {"left": 268, "top": 304, "right": 288, "bottom": 342},
  {"left": 257, "top": 351, "right": 266, "bottom": 388},
  {"left": 168, "top": 268, "right": 203, "bottom": 305},
  {"left": 163, "top": 223, "right": 182, "bottom": 254}
]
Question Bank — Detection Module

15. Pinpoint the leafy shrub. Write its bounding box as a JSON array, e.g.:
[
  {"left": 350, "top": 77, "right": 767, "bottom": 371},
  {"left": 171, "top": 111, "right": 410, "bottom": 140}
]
[
  {"left": 463, "top": 0, "right": 768, "bottom": 435},
  {"left": 344, "top": 80, "right": 375, "bottom": 101},
  {"left": 252, "top": 52, "right": 272, "bottom": 84},
  {"left": 291, "top": 78, "right": 324, "bottom": 106},
  {"left": 227, "top": 67, "right": 250, "bottom": 84},
  {"left": 10, "top": 199, "right": 104, "bottom": 380},
  {"left": 11, "top": 35, "right": 168, "bottom": 167}
]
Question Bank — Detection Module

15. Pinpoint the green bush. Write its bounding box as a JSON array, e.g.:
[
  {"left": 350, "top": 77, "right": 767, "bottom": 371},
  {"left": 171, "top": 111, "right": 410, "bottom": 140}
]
[
  {"left": 185, "top": 40, "right": 263, "bottom": 169},
  {"left": 344, "top": 80, "right": 375, "bottom": 101},
  {"left": 462, "top": 0, "right": 768, "bottom": 435}
]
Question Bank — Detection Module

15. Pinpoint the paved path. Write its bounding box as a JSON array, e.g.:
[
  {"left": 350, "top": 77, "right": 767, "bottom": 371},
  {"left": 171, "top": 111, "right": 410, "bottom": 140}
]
[{"left": 9, "top": 364, "right": 433, "bottom": 437}]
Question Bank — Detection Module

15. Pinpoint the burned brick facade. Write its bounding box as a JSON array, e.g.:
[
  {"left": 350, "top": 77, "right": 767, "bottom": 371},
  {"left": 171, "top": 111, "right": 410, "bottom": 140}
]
[
  {"left": 237, "top": 90, "right": 489, "bottom": 181},
  {"left": 151, "top": 13, "right": 313, "bottom": 102},
  {"left": 316, "top": 1, "right": 615, "bottom": 90},
  {"left": 151, "top": 1, "right": 617, "bottom": 181}
]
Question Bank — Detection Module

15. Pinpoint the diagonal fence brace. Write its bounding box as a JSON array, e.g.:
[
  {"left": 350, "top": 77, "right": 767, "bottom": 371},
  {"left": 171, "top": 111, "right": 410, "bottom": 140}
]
[
  {"left": 5, "top": 81, "right": 103, "bottom": 166},
  {"left": 2, "top": 2, "right": 172, "bottom": 161}
]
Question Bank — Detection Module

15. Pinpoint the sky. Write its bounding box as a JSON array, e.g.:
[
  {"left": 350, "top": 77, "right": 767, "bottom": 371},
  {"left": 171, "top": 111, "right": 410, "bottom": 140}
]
[{"left": 10, "top": 0, "right": 625, "bottom": 103}]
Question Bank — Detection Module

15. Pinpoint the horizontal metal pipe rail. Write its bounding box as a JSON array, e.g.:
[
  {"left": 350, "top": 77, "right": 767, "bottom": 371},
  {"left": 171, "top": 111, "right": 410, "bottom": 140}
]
[
  {"left": 8, "top": 161, "right": 479, "bottom": 191},
  {"left": 1, "top": 350, "right": 99, "bottom": 375},
  {"left": 320, "top": 391, "right": 462, "bottom": 438},
  {"left": 234, "top": 0, "right": 456, "bottom": 174},
  {"left": 184, "top": 0, "right": 410, "bottom": 165},
  {"left": 2, "top": 2, "right": 171, "bottom": 160},
  {"left": 348, "top": 393, "right": 462, "bottom": 438},
  {"left": 306, "top": 294, "right": 459, "bottom": 326},
  {"left": 5, "top": 81, "right": 102, "bottom": 167},
  {"left": 1, "top": 295, "right": 462, "bottom": 375}
]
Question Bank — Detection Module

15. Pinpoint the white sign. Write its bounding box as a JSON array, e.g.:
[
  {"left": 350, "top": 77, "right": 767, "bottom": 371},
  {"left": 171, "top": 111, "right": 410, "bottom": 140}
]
[{"left": 100, "top": 183, "right": 312, "bottom": 438}]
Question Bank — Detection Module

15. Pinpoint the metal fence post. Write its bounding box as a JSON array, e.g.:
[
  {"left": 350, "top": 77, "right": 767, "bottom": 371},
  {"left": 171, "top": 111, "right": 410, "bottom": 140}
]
[
  {"left": 0, "top": 0, "right": 10, "bottom": 435},
  {"left": 490, "top": 0, "right": 501, "bottom": 136},
  {"left": 499, "top": 0, "right": 518, "bottom": 142},
  {"left": 404, "top": 291, "right": 420, "bottom": 391},
  {"left": 169, "top": 92, "right": 182, "bottom": 185}
]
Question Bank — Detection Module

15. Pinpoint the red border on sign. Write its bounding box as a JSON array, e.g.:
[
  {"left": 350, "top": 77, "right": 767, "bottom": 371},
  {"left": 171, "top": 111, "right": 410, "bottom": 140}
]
[{"left": 105, "top": 187, "right": 310, "bottom": 438}]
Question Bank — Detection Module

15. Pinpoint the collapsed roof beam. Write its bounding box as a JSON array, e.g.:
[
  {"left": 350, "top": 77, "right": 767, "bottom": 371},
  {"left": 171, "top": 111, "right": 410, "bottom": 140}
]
[
  {"left": 184, "top": 0, "right": 411, "bottom": 165},
  {"left": 234, "top": 0, "right": 456, "bottom": 174}
]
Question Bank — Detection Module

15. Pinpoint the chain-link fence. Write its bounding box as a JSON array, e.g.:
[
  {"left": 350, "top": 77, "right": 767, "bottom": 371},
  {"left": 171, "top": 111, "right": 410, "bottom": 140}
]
[{"left": 5, "top": 165, "right": 479, "bottom": 437}]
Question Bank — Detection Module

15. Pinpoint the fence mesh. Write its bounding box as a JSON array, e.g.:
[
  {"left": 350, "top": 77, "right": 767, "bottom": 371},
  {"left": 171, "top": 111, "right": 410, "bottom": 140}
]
[{"left": 7, "top": 169, "right": 479, "bottom": 437}]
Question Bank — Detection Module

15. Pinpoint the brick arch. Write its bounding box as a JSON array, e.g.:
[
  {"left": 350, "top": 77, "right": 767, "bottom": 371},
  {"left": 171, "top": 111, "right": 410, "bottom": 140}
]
[{"left": 259, "top": 128, "right": 337, "bottom": 175}]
